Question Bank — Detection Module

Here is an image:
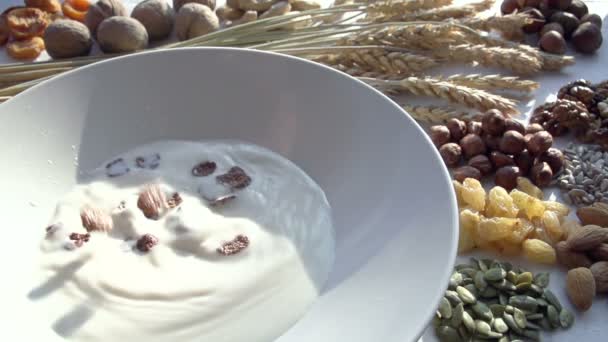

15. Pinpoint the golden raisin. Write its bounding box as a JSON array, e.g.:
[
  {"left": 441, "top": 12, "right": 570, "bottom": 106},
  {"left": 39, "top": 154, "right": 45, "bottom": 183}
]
[
  {"left": 510, "top": 189, "right": 546, "bottom": 220},
  {"left": 6, "top": 7, "right": 48, "bottom": 39},
  {"left": 461, "top": 178, "right": 486, "bottom": 212},
  {"left": 516, "top": 177, "right": 544, "bottom": 199},
  {"left": 504, "top": 218, "right": 535, "bottom": 244},
  {"left": 486, "top": 186, "right": 519, "bottom": 218},
  {"left": 543, "top": 200, "right": 570, "bottom": 217},
  {"left": 522, "top": 239, "right": 556, "bottom": 264},
  {"left": 6, "top": 36, "right": 45, "bottom": 60},
  {"left": 542, "top": 210, "right": 564, "bottom": 242},
  {"left": 459, "top": 209, "right": 479, "bottom": 253},
  {"left": 478, "top": 217, "right": 516, "bottom": 242}
]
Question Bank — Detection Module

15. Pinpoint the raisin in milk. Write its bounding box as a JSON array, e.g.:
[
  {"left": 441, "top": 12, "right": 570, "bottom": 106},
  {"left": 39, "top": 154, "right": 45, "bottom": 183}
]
[{"left": 35, "top": 140, "right": 335, "bottom": 342}]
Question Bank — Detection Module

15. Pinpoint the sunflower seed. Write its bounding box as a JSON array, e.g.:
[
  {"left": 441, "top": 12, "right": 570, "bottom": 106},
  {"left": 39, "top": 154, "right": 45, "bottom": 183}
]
[
  {"left": 493, "top": 317, "right": 509, "bottom": 333},
  {"left": 475, "top": 271, "right": 488, "bottom": 291},
  {"left": 438, "top": 297, "right": 452, "bottom": 319},
  {"left": 457, "top": 286, "right": 476, "bottom": 304},
  {"left": 559, "top": 308, "right": 574, "bottom": 329}
]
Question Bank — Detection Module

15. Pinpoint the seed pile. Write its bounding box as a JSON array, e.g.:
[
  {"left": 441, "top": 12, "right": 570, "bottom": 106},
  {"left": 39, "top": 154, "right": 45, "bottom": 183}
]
[
  {"left": 454, "top": 177, "right": 570, "bottom": 262},
  {"left": 557, "top": 143, "right": 608, "bottom": 205},
  {"left": 432, "top": 109, "right": 564, "bottom": 189},
  {"left": 435, "top": 258, "right": 574, "bottom": 342},
  {"left": 532, "top": 79, "right": 608, "bottom": 151},
  {"left": 501, "top": 0, "right": 603, "bottom": 55}
]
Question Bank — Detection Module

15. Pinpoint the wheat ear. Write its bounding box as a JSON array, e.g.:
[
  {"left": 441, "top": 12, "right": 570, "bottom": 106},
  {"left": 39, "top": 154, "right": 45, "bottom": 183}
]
[
  {"left": 371, "top": 0, "right": 495, "bottom": 22},
  {"left": 368, "top": 0, "right": 453, "bottom": 15},
  {"left": 443, "top": 74, "right": 539, "bottom": 92},
  {"left": 401, "top": 104, "right": 480, "bottom": 123}
]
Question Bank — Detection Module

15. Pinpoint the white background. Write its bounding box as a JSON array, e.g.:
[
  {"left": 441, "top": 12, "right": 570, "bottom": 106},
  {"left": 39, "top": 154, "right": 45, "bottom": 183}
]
[{"left": 0, "top": 0, "right": 607, "bottom": 341}]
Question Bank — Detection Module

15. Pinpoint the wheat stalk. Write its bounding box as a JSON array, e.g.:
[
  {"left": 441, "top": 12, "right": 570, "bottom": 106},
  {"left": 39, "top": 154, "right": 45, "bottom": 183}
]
[
  {"left": 370, "top": 0, "right": 495, "bottom": 22},
  {"left": 442, "top": 74, "right": 539, "bottom": 92},
  {"left": 401, "top": 104, "right": 480, "bottom": 123},
  {"left": 363, "top": 76, "right": 518, "bottom": 114}
]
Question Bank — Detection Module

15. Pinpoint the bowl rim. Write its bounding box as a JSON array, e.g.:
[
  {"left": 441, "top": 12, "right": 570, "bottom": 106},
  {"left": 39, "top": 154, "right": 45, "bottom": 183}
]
[{"left": 4, "top": 46, "right": 459, "bottom": 341}]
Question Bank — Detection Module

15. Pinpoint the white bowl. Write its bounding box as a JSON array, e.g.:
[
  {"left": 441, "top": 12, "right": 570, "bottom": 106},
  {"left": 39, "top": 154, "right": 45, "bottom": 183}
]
[{"left": 0, "top": 48, "right": 457, "bottom": 342}]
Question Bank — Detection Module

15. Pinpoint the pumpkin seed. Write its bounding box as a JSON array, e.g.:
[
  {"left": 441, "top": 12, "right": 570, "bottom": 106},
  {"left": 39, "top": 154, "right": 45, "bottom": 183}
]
[
  {"left": 516, "top": 272, "right": 533, "bottom": 285},
  {"left": 513, "top": 308, "right": 527, "bottom": 329},
  {"left": 543, "top": 289, "right": 562, "bottom": 311},
  {"left": 456, "top": 263, "right": 475, "bottom": 271},
  {"left": 547, "top": 305, "right": 559, "bottom": 328},
  {"left": 460, "top": 268, "right": 479, "bottom": 278},
  {"left": 485, "top": 268, "right": 507, "bottom": 282},
  {"left": 436, "top": 325, "right": 461, "bottom": 342},
  {"left": 509, "top": 295, "right": 538, "bottom": 312},
  {"left": 526, "top": 313, "right": 544, "bottom": 321},
  {"left": 498, "top": 337, "right": 509, "bottom": 342},
  {"left": 499, "top": 293, "right": 508, "bottom": 306},
  {"left": 451, "top": 303, "right": 464, "bottom": 328},
  {"left": 529, "top": 284, "right": 544, "bottom": 296},
  {"left": 439, "top": 297, "right": 453, "bottom": 319},
  {"left": 464, "top": 284, "right": 479, "bottom": 297},
  {"left": 475, "top": 320, "right": 492, "bottom": 336},
  {"left": 486, "top": 331, "right": 504, "bottom": 338},
  {"left": 462, "top": 311, "right": 476, "bottom": 333},
  {"left": 490, "top": 260, "right": 502, "bottom": 269},
  {"left": 490, "top": 304, "right": 505, "bottom": 317},
  {"left": 526, "top": 320, "right": 541, "bottom": 330},
  {"left": 559, "top": 308, "right": 574, "bottom": 329},
  {"left": 522, "top": 329, "right": 540, "bottom": 341},
  {"left": 445, "top": 291, "right": 463, "bottom": 307},
  {"left": 493, "top": 279, "right": 516, "bottom": 291},
  {"left": 493, "top": 317, "right": 509, "bottom": 333},
  {"left": 506, "top": 270, "right": 518, "bottom": 284},
  {"left": 457, "top": 286, "right": 476, "bottom": 304},
  {"left": 433, "top": 314, "right": 442, "bottom": 328},
  {"left": 481, "top": 286, "right": 498, "bottom": 299},
  {"left": 534, "top": 272, "right": 550, "bottom": 288},
  {"left": 504, "top": 305, "right": 514, "bottom": 314},
  {"left": 475, "top": 271, "right": 488, "bottom": 291},
  {"left": 469, "top": 257, "right": 484, "bottom": 271},
  {"left": 501, "top": 262, "right": 513, "bottom": 272},
  {"left": 462, "top": 278, "right": 474, "bottom": 286},
  {"left": 472, "top": 301, "right": 493, "bottom": 321},
  {"left": 450, "top": 272, "right": 464, "bottom": 289},
  {"left": 503, "top": 313, "right": 523, "bottom": 335},
  {"left": 515, "top": 282, "right": 531, "bottom": 292},
  {"left": 458, "top": 325, "right": 471, "bottom": 341},
  {"left": 539, "top": 317, "right": 553, "bottom": 331}
]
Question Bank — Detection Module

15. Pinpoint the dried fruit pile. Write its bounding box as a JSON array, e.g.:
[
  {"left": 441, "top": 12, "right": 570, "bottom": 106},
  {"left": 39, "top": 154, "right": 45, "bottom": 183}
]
[
  {"left": 455, "top": 177, "right": 572, "bottom": 263},
  {"left": 435, "top": 258, "right": 573, "bottom": 342},
  {"left": 501, "top": 0, "right": 603, "bottom": 54},
  {"left": 532, "top": 79, "right": 608, "bottom": 150},
  {"left": 432, "top": 109, "right": 564, "bottom": 189}
]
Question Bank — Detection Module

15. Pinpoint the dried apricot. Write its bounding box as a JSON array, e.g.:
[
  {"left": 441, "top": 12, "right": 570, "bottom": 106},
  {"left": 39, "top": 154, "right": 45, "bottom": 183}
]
[
  {"left": 486, "top": 186, "right": 518, "bottom": 218},
  {"left": 0, "top": 16, "right": 9, "bottom": 46},
  {"left": 522, "top": 238, "right": 557, "bottom": 264},
  {"left": 62, "top": 1, "right": 87, "bottom": 21},
  {"left": 516, "top": 177, "right": 544, "bottom": 199},
  {"left": 459, "top": 209, "right": 479, "bottom": 253},
  {"left": 68, "top": 0, "right": 91, "bottom": 11},
  {"left": 25, "top": 0, "right": 62, "bottom": 13},
  {"left": 6, "top": 36, "right": 45, "bottom": 60},
  {"left": 510, "top": 189, "right": 546, "bottom": 220},
  {"left": 6, "top": 7, "right": 48, "bottom": 39},
  {"left": 461, "top": 178, "right": 486, "bottom": 212}
]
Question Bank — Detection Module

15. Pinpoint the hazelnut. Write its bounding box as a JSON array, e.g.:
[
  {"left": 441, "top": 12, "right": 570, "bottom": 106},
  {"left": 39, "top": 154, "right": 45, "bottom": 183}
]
[
  {"left": 482, "top": 133, "right": 501, "bottom": 151},
  {"left": 439, "top": 143, "right": 462, "bottom": 167},
  {"left": 571, "top": 22, "right": 603, "bottom": 54},
  {"left": 527, "top": 131, "right": 553, "bottom": 154},
  {"left": 567, "top": 0, "right": 588, "bottom": 19},
  {"left": 550, "top": 11, "right": 580, "bottom": 38},
  {"left": 523, "top": 0, "right": 542, "bottom": 7},
  {"left": 504, "top": 118, "right": 526, "bottom": 135},
  {"left": 481, "top": 109, "right": 506, "bottom": 136},
  {"left": 468, "top": 155, "right": 493, "bottom": 175},
  {"left": 495, "top": 166, "right": 521, "bottom": 191},
  {"left": 490, "top": 151, "right": 515, "bottom": 168},
  {"left": 460, "top": 134, "right": 486, "bottom": 158},
  {"left": 501, "top": 0, "right": 520, "bottom": 14},
  {"left": 526, "top": 123, "right": 545, "bottom": 134},
  {"left": 514, "top": 150, "right": 533, "bottom": 175},
  {"left": 537, "top": 147, "right": 564, "bottom": 173},
  {"left": 547, "top": 0, "right": 572, "bottom": 10},
  {"left": 581, "top": 13, "right": 602, "bottom": 28},
  {"left": 499, "top": 130, "right": 526, "bottom": 155},
  {"left": 540, "top": 22, "right": 565, "bottom": 36},
  {"left": 429, "top": 125, "right": 451, "bottom": 147},
  {"left": 523, "top": 8, "right": 546, "bottom": 33},
  {"left": 539, "top": 31, "right": 567, "bottom": 55},
  {"left": 446, "top": 118, "right": 467, "bottom": 141},
  {"left": 530, "top": 161, "right": 553, "bottom": 187},
  {"left": 453, "top": 166, "right": 482, "bottom": 182},
  {"left": 466, "top": 121, "right": 483, "bottom": 136}
]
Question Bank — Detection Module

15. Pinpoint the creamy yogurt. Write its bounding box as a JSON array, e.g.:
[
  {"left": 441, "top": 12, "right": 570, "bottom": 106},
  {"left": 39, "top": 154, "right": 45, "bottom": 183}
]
[{"left": 34, "top": 140, "right": 335, "bottom": 342}]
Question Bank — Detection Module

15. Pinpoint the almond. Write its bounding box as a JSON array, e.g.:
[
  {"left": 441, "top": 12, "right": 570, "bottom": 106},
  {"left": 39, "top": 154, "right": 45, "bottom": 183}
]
[
  {"left": 565, "top": 225, "right": 608, "bottom": 252},
  {"left": 555, "top": 241, "right": 592, "bottom": 269},
  {"left": 566, "top": 267, "right": 595, "bottom": 312},
  {"left": 577, "top": 206, "right": 608, "bottom": 227},
  {"left": 590, "top": 243, "right": 608, "bottom": 261},
  {"left": 80, "top": 205, "right": 113, "bottom": 232},
  {"left": 137, "top": 184, "right": 167, "bottom": 219},
  {"left": 590, "top": 261, "right": 608, "bottom": 293}
]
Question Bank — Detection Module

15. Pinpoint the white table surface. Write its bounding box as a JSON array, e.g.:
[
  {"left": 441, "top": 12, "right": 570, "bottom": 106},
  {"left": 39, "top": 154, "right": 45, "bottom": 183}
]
[{"left": 1, "top": 0, "right": 607, "bottom": 341}]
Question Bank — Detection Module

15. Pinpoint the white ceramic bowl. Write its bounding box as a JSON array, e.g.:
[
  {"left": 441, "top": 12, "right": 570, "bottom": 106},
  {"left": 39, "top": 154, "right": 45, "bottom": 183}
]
[{"left": 0, "top": 48, "right": 457, "bottom": 342}]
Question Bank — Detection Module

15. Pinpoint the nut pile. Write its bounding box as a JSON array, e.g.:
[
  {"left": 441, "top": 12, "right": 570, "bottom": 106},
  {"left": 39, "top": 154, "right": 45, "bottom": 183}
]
[
  {"left": 532, "top": 79, "right": 608, "bottom": 150},
  {"left": 557, "top": 143, "right": 608, "bottom": 205},
  {"left": 501, "top": 0, "right": 603, "bottom": 55},
  {"left": 455, "top": 177, "right": 570, "bottom": 263},
  {"left": 434, "top": 258, "right": 574, "bottom": 342},
  {"left": 431, "top": 109, "right": 564, "bottom": 189}
]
